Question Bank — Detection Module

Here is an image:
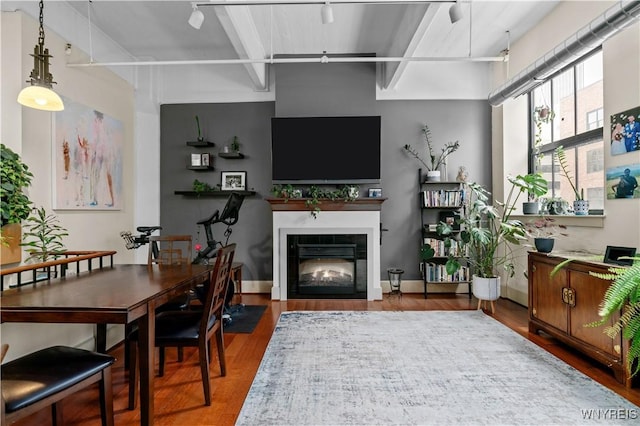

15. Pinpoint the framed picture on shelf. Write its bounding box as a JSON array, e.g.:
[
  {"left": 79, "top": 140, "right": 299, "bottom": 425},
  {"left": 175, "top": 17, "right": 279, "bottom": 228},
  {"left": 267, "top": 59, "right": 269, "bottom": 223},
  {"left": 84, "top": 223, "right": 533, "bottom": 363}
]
[
  {"left": 368, "top": 188, "right": 382, "bottom": 198},
  {"left": 191, "top": 153, "right": 202, "bottom": 167},
  {"left": 221, "top": 171, "right": 246, "bottom": 191},
  {"left": 201, "top": 153, "right": 211, "bottom": 166}
]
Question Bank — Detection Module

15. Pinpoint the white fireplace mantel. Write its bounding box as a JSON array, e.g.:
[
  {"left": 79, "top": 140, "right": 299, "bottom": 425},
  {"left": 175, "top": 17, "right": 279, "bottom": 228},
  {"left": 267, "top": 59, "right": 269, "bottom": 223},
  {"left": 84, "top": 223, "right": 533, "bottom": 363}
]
[{"left": 268, "top": 198, "right": 384, "bottom": 301}]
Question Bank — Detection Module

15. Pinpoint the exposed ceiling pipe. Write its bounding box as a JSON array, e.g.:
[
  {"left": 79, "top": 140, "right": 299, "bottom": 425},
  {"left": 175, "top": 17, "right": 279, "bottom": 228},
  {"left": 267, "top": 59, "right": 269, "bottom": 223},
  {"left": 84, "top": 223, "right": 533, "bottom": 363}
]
[
  {"left": 487, "top": 0, "right": 640, "bottom": 107},
  {"left": 67, "top": 55, "right": 506, "bottom": 68},
  {"left": 196, "top": 0, "right": 453, "bottom": 5}
]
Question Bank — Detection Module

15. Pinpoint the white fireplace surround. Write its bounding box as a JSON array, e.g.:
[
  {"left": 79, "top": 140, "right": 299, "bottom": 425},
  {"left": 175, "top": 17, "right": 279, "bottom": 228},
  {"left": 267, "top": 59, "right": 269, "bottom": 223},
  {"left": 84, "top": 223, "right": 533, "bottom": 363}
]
[{"left": 271, "top": 210, "right": 382, "bottom": 301}]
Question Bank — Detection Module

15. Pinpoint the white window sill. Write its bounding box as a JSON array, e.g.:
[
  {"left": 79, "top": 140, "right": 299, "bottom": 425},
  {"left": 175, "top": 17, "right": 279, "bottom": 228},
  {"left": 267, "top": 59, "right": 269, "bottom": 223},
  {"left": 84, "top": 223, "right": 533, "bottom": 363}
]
[{"left": 511, "top": 214, "right": 605, "bottom": 228}]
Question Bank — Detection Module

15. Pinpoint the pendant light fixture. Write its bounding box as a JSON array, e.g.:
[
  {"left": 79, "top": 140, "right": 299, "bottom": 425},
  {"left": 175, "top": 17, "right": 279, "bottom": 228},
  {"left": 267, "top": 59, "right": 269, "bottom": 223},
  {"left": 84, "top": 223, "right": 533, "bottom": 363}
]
[{"left": 17, "top": 0, "right": 64, "bottom": 112}]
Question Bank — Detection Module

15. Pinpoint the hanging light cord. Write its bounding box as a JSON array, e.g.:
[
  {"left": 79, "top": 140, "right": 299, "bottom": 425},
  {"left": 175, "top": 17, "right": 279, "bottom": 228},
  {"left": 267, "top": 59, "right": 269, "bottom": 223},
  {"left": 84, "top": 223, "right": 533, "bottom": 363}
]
[
  {"left": 88, "top": 0, "right": 94, "bottom": 63},
  {"left": 37, "top": 0, "right": 45, "bottom": 46}
]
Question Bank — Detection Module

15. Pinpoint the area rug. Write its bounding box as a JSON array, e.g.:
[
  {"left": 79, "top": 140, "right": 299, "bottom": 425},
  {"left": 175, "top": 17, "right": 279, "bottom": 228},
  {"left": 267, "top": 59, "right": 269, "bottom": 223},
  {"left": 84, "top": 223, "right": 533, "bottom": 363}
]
[
  {"left": 236, "top": 311, "right": 639, "bottom": 425},
  {"left": 223, "top": 305, "right": 267, "bottom": 334}
]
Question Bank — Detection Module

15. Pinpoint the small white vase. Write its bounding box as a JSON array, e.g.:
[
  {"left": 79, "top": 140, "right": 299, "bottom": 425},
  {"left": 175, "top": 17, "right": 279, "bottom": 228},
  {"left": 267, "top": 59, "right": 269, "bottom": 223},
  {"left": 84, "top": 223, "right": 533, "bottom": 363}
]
[{"left": 426, "top": 170, "right": 441, "bottom": 182}]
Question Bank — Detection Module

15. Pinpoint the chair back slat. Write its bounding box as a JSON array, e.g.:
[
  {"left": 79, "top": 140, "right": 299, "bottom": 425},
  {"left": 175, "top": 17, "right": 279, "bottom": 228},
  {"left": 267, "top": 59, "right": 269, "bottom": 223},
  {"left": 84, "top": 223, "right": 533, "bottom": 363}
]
[
  {"left": 147, "top": 235, "right": 192, "bottom": 266},
  {"left": 200, "top": 244, "right": 235, "bottom": 336}
]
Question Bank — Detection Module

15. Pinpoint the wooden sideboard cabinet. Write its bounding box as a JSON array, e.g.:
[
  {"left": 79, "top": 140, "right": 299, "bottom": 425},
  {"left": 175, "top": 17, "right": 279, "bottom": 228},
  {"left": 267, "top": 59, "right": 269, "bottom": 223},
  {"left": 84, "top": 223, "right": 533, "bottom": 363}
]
[{"left": 528, "top": 251, "right": 632, "bottom": 387}]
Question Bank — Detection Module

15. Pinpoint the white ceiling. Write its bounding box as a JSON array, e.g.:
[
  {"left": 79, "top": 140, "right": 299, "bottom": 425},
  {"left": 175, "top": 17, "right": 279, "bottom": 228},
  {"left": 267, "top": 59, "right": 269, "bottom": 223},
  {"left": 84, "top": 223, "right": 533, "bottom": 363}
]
[{"left": 3, "top": 0, "right": 561, "bottom": 92}]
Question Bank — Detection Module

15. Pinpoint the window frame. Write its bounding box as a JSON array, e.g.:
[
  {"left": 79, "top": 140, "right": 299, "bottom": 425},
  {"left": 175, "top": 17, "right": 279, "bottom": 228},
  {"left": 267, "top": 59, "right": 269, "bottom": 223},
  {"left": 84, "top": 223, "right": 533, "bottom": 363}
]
[{"left": 529, "top": 48, "right": 604, "bottom": 200}]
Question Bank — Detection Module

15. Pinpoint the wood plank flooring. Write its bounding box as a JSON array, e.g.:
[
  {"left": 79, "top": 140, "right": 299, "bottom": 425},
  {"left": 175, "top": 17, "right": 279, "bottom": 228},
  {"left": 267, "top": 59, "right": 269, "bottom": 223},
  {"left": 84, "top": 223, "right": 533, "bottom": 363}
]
[{"left": 11, "top": 294, "right": 640, "bottom": 425}]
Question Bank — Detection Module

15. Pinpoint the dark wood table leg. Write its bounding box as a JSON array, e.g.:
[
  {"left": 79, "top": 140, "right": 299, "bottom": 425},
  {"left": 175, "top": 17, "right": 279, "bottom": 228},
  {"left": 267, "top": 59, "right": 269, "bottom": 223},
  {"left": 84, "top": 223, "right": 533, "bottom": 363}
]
[
  {"left": 138, "top": 304, "right": 155, "bottom": 426},
  {"left": 96, "top": 323, "right": 108, "bottom": 353}
]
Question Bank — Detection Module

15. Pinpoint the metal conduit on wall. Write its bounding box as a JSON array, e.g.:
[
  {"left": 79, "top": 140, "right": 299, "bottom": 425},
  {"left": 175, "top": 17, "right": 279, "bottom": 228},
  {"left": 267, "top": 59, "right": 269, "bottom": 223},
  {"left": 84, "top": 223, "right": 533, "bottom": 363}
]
[{"left": 488, "top": 0, "right": 640, "bottom": 107}]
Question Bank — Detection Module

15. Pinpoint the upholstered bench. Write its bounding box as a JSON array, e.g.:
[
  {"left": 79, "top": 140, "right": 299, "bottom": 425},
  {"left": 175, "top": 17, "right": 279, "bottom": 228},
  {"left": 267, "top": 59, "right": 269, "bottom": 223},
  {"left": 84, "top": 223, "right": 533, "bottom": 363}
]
[{"left": 1, "top": 345, "right": 115, "bottom": 426}]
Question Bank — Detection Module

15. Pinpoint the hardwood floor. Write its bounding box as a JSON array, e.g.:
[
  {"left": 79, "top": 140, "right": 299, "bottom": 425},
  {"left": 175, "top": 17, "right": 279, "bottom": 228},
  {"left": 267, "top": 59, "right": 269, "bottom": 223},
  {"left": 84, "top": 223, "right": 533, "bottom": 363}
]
[{"left": 12, "top": 293, "right": 640, "bottom": 425}]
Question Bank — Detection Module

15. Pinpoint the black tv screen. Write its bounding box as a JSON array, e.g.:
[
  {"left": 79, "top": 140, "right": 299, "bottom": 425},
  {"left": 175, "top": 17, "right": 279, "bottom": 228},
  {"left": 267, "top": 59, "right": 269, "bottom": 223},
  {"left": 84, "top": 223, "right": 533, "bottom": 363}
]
[{"left": 271, "top": 116, "right": 381, "bottom": 184}]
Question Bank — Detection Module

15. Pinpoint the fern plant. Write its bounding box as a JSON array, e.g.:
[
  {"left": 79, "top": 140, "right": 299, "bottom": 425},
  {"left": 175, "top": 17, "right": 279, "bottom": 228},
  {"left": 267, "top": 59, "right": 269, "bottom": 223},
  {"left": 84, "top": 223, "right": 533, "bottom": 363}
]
[{"left": 590, "top": 257, "right": 640, "bottom": 377}]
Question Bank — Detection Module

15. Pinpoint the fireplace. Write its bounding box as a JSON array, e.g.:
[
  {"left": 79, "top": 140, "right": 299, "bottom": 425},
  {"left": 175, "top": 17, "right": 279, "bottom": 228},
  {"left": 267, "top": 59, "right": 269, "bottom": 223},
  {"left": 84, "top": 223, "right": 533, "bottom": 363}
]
[
  {"left": 268, "top": 198, "right": 385, "bottom": 301},
  {"left": 288, "top": 236, "right": 366, "bottom": 299}
]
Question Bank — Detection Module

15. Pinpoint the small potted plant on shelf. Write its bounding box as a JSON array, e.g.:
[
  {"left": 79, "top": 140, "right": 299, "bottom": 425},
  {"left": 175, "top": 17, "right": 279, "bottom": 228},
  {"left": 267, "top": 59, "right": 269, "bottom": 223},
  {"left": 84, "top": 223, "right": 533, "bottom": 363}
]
[
  {"left": 403, "top": 123, "right": 459, "bottom": 182},
  {"left": 525, "top": 216, "right": 568, "bottom": 253},
  {"left": 554, "top": 145, "right": 588, "bottom": 215},
  {"left": 423, "top": 173, "right": 548, "bottom": 312}
]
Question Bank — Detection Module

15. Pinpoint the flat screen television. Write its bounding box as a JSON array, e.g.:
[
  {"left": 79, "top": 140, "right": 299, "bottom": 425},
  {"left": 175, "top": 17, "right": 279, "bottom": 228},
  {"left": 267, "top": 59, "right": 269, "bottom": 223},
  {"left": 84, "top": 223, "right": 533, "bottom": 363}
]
[{"left": 271, "top": 116, "right": 381, "bottom": 184}]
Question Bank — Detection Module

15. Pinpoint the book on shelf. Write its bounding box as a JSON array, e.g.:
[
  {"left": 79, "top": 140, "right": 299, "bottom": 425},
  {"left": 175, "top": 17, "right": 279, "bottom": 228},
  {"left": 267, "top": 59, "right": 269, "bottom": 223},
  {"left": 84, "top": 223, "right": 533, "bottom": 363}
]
[
  {"left": 421, "top": 263, "right": 470, "bottom": 282},
  {"left": 420, "top": 189, "right": 465, "bottom": 208}
]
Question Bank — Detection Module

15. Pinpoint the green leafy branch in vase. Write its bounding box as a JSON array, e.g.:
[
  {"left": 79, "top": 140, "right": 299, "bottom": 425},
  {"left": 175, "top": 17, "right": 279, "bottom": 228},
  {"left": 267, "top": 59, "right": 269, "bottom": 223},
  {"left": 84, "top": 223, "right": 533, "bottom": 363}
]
[
  {"left": 555, "top": 145, "right": 584, "bottom": 201},
  {"left": 403, "top": 124, "right": 459, "bottom": 172}
]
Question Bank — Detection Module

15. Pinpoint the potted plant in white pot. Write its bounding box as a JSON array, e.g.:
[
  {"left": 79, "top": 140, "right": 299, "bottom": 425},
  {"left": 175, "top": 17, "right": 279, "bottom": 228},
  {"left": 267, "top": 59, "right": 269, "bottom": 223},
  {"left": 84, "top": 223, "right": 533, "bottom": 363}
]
[
  {"left": 426, "top": 173, "right": 548, "bottom": 312},
  {"left": 555, "top": 145, "right": 588, "bottom": 215},
  {"left": 403, "top": 123, "right": 459, "bottom": 182}
]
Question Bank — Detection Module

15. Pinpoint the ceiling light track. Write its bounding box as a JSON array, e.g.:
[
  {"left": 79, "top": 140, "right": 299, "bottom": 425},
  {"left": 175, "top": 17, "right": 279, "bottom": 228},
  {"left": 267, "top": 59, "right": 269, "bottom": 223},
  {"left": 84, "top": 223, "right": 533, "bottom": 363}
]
[
  {"left": 67, "top": 55, "right": 506, "bottom": 68},
  {"left": 196, "top": 0, "right": 455, "bottom": 5}
]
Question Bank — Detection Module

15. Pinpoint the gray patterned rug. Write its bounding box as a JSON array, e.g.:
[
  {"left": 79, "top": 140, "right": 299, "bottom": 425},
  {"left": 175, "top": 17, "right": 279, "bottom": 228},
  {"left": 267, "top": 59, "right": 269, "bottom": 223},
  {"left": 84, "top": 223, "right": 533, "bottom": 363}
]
[{"left": 236, "top": 311, "right": 639, "bottom": 425}]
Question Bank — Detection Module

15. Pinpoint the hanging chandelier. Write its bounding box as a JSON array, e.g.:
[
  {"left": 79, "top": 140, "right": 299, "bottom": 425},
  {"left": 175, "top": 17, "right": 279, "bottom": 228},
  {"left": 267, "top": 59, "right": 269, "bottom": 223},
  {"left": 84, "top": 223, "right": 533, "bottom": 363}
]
[{"left": 17, "top": 0, "right": 64, "bottom": 111}]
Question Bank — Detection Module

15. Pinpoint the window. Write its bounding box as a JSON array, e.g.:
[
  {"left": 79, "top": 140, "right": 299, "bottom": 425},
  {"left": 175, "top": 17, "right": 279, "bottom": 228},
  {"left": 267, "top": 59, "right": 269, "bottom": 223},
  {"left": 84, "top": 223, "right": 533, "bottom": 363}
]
[
  {"left": 530, "top": 50, "right": 604, "bottom": 210},
  {"left": 586, "top": 108, "right": 604, "bottom": 130}
]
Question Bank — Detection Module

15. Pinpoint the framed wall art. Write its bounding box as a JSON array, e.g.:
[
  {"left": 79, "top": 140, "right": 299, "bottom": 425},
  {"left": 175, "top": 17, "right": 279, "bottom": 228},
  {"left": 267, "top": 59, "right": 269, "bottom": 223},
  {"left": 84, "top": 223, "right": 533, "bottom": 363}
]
[
  {"left": 53, "top": 97, "right": 123, "bottom": 210},
  {"left": 221, "top": 171, "right": 246, "bottom": 191}
]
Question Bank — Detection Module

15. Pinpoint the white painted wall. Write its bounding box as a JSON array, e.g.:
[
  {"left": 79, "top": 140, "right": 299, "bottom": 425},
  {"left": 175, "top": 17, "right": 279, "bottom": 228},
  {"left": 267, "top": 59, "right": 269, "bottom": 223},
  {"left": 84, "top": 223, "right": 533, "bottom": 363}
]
[
  {"left": 491, "top": 1, "right": 640, "bottom": 305},
  {"left": 0, "top": 10, "right": 135, "bottom": 361}
]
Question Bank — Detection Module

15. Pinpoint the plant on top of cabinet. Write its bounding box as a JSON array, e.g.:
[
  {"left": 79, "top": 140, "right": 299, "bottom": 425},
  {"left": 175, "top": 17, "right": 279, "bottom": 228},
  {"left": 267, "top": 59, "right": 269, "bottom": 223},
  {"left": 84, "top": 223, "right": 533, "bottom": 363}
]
[{"left": 403, "top": 124, "right": 459, "bottom": 182}]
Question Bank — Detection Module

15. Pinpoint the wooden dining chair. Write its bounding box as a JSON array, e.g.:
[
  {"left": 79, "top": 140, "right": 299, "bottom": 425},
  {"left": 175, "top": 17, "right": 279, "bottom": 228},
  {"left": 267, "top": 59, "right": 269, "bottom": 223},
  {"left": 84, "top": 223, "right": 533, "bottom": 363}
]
[
  {"left": 148, "top": 234, "right": 192, "bottom": 266},
  {"left": 124, "top": 235, "right": 195, "bottom": 369},
  {"left": 1, "top": 345, "right": 115, "bottom": 426},
  {"left": 128, "top": 243, "right": 235, "bottom": 408}
]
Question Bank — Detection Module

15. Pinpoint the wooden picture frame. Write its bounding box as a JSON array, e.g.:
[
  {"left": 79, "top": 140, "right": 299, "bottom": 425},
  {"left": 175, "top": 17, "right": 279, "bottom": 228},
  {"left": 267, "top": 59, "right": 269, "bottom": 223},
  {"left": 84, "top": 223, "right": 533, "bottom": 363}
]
[{"left": 221, "top": 171, "right": 246, "bottom": 191}]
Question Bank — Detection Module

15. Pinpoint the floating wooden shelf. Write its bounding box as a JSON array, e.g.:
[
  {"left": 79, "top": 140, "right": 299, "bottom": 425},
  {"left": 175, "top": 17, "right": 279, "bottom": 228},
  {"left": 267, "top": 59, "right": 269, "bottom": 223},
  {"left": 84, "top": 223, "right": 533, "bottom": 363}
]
[
  {"left": 218, "top": 152, "right": 244, "bottom": 159},
  {"left": 186, "top": 140, "right": 215, "bottom": 147},
  {"left": 187, "top": 166, "right": 215, "bottom": 171},
  {"left": 174, "top": 190, "right": 257, "bottom": 197}
]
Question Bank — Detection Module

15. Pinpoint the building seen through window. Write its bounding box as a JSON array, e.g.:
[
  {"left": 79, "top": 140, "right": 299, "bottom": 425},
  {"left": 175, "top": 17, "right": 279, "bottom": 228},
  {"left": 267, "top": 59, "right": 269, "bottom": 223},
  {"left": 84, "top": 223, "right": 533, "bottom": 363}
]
[{"left": 530, "top": 49, "right": 604, "bottom": 211}]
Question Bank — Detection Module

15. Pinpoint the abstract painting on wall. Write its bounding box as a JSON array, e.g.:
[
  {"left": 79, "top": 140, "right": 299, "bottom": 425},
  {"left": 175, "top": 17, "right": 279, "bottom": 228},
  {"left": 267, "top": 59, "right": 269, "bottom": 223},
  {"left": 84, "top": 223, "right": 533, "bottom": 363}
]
[
  {"left": 53, "top": 97, "right": 123, "bottom": 210},
  {"left": 610, "top": 105, "right": 640, "bottom": 156}
]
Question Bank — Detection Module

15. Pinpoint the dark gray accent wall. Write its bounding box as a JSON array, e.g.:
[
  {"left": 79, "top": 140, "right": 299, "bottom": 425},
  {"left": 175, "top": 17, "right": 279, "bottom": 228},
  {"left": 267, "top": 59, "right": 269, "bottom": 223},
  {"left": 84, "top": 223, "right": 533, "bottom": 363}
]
[
  {"left": 160, "top": 102, "right": 275, "bottom": 282},
  {"left": 274, "top": 62, "right": 376, "bottom": 116},
  {"left": 159, "top": 66, "right": 492, "bottom": 285},
  {"left": 375, "top": 100, "right": 491, "bottom": 280}
]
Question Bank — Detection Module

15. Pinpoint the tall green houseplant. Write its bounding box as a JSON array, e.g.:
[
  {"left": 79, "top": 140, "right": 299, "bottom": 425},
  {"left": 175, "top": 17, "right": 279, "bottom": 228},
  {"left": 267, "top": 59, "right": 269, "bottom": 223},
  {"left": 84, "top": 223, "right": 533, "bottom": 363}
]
[
  {"left": 426, "top": 173, "right": 548, "bottom": 279},
  {"left": 1, "top": 144, "right": 33, "bottom": 230}
]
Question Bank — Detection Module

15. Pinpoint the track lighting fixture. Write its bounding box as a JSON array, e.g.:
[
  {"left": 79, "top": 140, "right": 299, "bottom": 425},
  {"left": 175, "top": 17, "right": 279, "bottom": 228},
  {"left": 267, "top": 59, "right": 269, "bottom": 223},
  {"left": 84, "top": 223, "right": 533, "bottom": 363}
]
[
  {"left": 17, "top": 0, "right": 64, "bottom": 112},
  {"left": 321, "top": 2, "right": 334, "bottom": 25},
  {"left": 188, "top": 3, "right": 205, "bottom": 29},
  {"left": 449, "top": 1, "right": 463, "bottom": 24}
]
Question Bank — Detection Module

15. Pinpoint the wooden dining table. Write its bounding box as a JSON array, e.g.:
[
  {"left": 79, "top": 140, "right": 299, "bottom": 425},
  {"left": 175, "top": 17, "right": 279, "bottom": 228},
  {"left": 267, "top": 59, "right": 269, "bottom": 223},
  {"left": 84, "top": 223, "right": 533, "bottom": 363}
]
[{"left": 0, "top": 263, "right": 211, "bottom": 426}]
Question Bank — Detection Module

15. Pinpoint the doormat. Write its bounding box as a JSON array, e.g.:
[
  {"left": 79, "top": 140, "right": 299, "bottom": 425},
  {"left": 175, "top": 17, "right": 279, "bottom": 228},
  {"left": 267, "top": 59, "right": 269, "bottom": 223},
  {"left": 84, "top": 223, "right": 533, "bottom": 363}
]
[{"left": 223, "top": 305, "right": 267, "bottom": 334}]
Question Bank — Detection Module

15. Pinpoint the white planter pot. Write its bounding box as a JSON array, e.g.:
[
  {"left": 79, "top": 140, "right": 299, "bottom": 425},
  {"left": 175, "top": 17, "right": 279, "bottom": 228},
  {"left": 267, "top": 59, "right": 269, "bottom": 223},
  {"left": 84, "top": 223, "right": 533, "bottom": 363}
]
[
  {"left": 573, "top": 200, "right": 589, "bottom": 216},
  {"left": 426, "top": 170, "right": 441, "bottom": 182},
  {"left": 472, "top": 275, "right": 501, "bottom": 301}
]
